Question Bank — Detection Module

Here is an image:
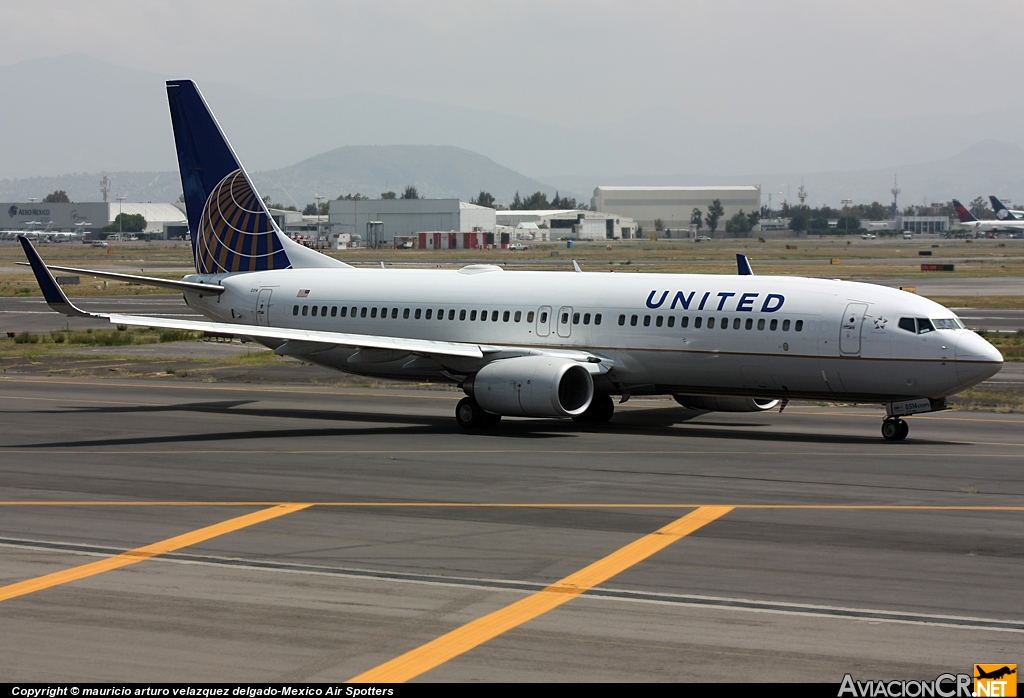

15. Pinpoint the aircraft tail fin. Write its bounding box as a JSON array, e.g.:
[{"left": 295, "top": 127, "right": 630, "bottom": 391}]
[
  {"left": 166, "top": 80, "right": 347, "bottom": 274},
  {"left": 989, "top": 195, "right": 1023, "bottom": 221},
  {"left": 736, "top": 253, "right": 753, "bottom": 275},
  {"left": 952, "top": 199, "right": 978, "bottom": 223}
]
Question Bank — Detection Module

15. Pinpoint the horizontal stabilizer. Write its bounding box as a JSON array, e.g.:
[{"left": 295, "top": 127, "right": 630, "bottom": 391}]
[
  {"left": 15, "top": 262, "right": 225, "bottom": 294},
  {"left": 18, "top": 236, "right": 100, "bottom": 318}
]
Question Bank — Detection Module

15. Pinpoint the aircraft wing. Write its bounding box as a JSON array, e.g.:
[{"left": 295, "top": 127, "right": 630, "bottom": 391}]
[{"left": 19, "top": 235, "right": 612, "bottom": 370}]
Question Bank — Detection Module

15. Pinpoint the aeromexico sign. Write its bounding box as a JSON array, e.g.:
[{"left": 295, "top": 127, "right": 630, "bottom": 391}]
[
  {"left": 9, "top": 206, "right": 51, "bottom": 218},
  {"left": 646, "top": 290, "right": 785, "bottom": 313}
]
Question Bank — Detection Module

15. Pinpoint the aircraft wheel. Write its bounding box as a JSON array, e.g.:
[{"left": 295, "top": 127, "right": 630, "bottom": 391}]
[
  {"left": 896, "top": 419, "right": 909, "bottom": 440},
  {"left": 456, "top": 397, "right": 501, "bottom": 429},
  {"left": 573, "top": 394, "right": 615, "bottom": 424}
]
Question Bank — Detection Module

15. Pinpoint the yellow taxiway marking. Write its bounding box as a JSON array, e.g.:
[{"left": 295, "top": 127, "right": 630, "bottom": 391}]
[
  {"left": 347, "top": 505, "right": 733, "bottom": 683},
  {"left": 0, "top": 502, "right": 1021, "bottom": 510},
  {"left": 0, "top": 503, "right": 309, "bottom": 604}
]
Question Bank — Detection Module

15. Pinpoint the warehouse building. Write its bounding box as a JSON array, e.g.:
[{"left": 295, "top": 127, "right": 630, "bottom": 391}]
[
  {"left": 328, "top": 199, "right": 495, "bottom": 245},
  {"left": 591, "top": 186, "right": 761, "bottom": 234},
  {"left": 1, "top": 201, "right": 188, "bottom": 239},
  {"left": 495, "top": 210, "right": 637, "bottom": 240}
]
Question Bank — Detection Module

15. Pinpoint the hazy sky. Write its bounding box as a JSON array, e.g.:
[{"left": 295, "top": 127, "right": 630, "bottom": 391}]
[{"left": 3, "top": 0, "right": 1022, "bottom": 128}]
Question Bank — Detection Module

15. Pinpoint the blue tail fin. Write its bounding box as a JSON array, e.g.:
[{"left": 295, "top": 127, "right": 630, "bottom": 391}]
[
  {"left": 989, "top": 195, "right": 1024, "bottom": 221},
  {"left": 167, "top": 80, "right": 290, "bottom": 274}
]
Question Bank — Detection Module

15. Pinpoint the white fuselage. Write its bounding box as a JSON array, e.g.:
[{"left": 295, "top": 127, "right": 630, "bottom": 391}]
[{"left": 182, "top": 266, "right": 1002, "bottom": 403}]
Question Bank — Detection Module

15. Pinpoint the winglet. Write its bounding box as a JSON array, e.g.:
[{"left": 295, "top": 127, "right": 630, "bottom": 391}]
[
  {"left": 736, "top": 253, "right": 753, "bottom": 275},
  {"left": 572, "top": 260, "right": 582, "bottom": 273},
  {"left": 18, "top": 236, "right": 102, "bottom": 318}
]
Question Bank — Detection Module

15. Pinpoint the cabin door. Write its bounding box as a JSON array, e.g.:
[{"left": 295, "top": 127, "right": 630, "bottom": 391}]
[
  {"left": 256, "top": 288, "right": 273, "bottom": 326},
  {"left": 839, "top": 302, "right": 868, "bottom": 356}
]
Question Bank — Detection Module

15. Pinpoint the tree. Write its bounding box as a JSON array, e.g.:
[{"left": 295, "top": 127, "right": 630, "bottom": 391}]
[
  {"left": 43, "top": 190, "right": 69, "bottom": 203},
  {"left": 471, "top": 191, "right": 495, "bottom": 208},
  {"left": 705, "top": 199, "right": 725, "bottom": 235},
  {"left": 381, "top": 191, "right": 397, "bottom": 199},
  {"left": 511, "top": 191, "right": 551, "bottom": 210},
  {"left": 511, "top": 192, "right": 522, "bottom": 210},
  {"left": 654, "top": 218, "right": 664, "bottom": 231},
  {"left": 303, "top": 203, "right": 329, "bottom": 215},
  {"left": 103, "top": 213, "right": 146, "bottom": 233},
  {"left": 969, "top": 196, "right": 996, "bottom": 219},
  {"left": 550, "top": 192, "right": 578, "bottom": 209},
  {"left": 725, "top": 210, "right": 752, "bottom": 235},
  {"left": 401, "top": 185, "right": 419, "bottom": 200},
  {"left": 836, "top": 215, "right": 861, "bottom": 233},
  {"left": 788, "top": 205, "right": 810, "bottom": 232},
  {"left": 747, "top": 210, "right": 760, "bottom": 228},
  {"left": 690, "top": 207, "right": 703, "bottom": 231},
  {"left": 337, "top": 193, "right": 365, "bottom": 201}
]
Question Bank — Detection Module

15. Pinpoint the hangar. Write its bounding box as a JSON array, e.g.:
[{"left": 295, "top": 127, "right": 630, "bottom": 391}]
[
  {"left": 591, "top": 186, "right": 761, "bottom": 234},
  {"left": 329, "top": 199, "right": 495, "bottom": 245},
  {"left": 0, "top": 201, "right": 188, "bottom": 239}
]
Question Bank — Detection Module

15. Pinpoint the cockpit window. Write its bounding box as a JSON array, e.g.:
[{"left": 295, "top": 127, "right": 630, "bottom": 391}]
[
  {"left": 916, "top": 318, "right": 935, "bottom": 334},
  {"left": 898, "top": 317, "right": 916, "bottom": 333},
  {"left": 932, "top": 318, "right": 962, "bottom": 330}
]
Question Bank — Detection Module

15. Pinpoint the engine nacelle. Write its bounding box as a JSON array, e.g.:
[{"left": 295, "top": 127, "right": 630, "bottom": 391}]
[
  {"left": 673, "top": 395, "right": 780, "bottom": 412},
  {"left": 466, "top": 356, "right": 594, "bottom": 417}
]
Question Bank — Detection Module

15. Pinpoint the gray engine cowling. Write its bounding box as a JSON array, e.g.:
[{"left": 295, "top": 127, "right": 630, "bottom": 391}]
[
  {"left": 673, "top": 395, "right": 780, "bottom": 412},
  {"left": 465, "top": 356, "right": 594, "bottom": 417}
]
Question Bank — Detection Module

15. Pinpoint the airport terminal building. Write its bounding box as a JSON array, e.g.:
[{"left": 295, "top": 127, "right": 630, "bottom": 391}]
[{"left": 591, "top": 186, "right": 761, "bottom": 233}]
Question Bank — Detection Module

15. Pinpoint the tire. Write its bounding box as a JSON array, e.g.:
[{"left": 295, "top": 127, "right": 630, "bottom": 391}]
[
  {"left": 455, "top": 397, "right": 501, "bottom": 429},
  {"left": 896, "top": 419, "right": 909, "bottom": 440},
  {"left": 572, "top": 393, "right": 615, "bottom": 424},
  {"left": 881, "top": 419, "right": 900, "bottom": 441}
]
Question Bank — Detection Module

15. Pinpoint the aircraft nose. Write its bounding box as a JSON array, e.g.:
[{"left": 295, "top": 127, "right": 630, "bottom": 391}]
[{"left": 955, "top": 332, "right": 1003, "bottom": 385}]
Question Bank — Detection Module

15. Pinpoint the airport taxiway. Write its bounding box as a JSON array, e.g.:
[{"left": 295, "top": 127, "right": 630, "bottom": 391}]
[{"left": 0, "top": 377, "right": 1021, "bottom": 682}]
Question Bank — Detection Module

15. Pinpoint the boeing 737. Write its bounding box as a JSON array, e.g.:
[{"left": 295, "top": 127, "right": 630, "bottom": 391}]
[
  {"left": 953, "top": 198, "right": 1024, "bottom": 233},
  {"left": 18, "top": 81, "right": 1004, "bottom": 440}
]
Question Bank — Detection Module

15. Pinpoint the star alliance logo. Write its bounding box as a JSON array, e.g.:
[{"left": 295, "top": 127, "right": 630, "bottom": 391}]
[
  {"left": 7, "top": 205, "right": 16, "bottom": 218},
  {"left": 874, "top": 317, "right": 888, "bottom": 329}
]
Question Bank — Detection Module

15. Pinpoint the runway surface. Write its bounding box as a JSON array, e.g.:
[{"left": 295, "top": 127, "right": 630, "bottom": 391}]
[{"left": 0, "top": 377, "right": 1021, "bottom": 682}]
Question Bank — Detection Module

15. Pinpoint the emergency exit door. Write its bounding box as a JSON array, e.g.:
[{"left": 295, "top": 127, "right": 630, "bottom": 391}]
[{"left": 840, "top": 302, "right": 868, "bottom": 355}]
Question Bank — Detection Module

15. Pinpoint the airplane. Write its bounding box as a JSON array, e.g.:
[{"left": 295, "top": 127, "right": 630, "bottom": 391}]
[
  {"left": 952, "top": 198, "right": 1024, "bottom": 233},
  {"left": 17, "top": 80, "right": 1004, "bottom": 441},
  {"left": 989, "top": 195, "right": 1024, "bottom": 221}
]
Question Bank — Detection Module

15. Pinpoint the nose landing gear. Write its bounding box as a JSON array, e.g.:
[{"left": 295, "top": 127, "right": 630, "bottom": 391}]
[{"left": 881, "top": 417, "right": 909, "bottom": 441}]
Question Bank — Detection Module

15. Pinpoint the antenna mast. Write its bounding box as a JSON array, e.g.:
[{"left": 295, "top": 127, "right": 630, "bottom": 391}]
[
  {"left": 100, "top": 175, "right": 110, "bottom": 203},
  {"left": 797, "top": 183, "right": 807, "bottom": 206},
  {"left": 890, "top": 175, "right": 901, "bottom": 216}
]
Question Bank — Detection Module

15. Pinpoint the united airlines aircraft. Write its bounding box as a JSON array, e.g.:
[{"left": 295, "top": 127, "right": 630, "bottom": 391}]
[{"left": 18, "top": 81, "right": 1003, "bottom": 441}]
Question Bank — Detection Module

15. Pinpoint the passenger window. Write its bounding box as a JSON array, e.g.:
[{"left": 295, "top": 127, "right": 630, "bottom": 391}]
[
  {"left": 331, "top": 307, "right": 337, "bottom": 317},
  {"left": 312, "top": 306, "right": 318, "bottom": 317},
  {"left": 528, "top": 311, "right": 535, "bottom": 323},
  {"left": 917, "top": 318, "right": 935, "bottom": 334},
  {"left": 470, "top": 310, "right": 477, "bottom": 321},
  {"left": 618, "top": 314, "right": 626, "bottom": 326},
  {"left": 655, "top": 316, "right": 663, "bottom": 327},
  {"left": 540, "top": 311, "right": 548, "bottom": 323},
  {"left": 757, "top": 318, "right": 764, "bottom": 330},
  {"left": 448, "top": 309, "right": 455, "bottom": 320},
  {"left": 769, "top": 318, "right": 777, "bottom": 330},
  {"left": 561, "top": 312, "right": 569, "bottom": 324},
  {"left": 503, "top": 311, "right": 510, "bottom": 322},
  {"left": 583, "top": 313, "right": 591, "bottom": 325},
  {"left": 745, "top": 318, "right": 752, "bottom": 330},
  {"left": 425, "top": 309, "right": 432, "bottom": 319},
  {"left": 782, "top": 319, "right": 791, "bottom": 331},
  {"left": 630, "top": 315, "right": 638, "bottom": 326},
  {"left": 371, "top": 308, "right": 378, "bottom": 318},
  {"left": 643, "top": 315, "right": 651, "bottom": 327},
  {"left": 573, "top": 312, "right": 580, "bottom": 324},
  {"left": 322, "top": 306, "right": 327, "bottom": 316},
  {"left": 667, "top": 316, "right": 674, "bottom": 328},
  {"left": 460, "top": 309, "right": 467, "bottom": 321},
  {"left": 341, "top": 307, "right": 348, "bottom": 317},
  {"left": 733, "top": 318, "right": 741, "bottom": 330},
  {"left": 415, "top": 308, "right": 421, "bottom": 319},
  {"left": 694, "top": 317, "right": 702, "bottom": 328},
  {"left": 514, "top": 311, "right": 521, "bottom": 322},
  {"left": 708, "top": 317, "right": 715, "bottom": 329},
  {"left": 361, "top": 307, "right": 367, "bottom": 318},
  {"left": 351, "top": 307, "right": 357, "bottom": 317},
  {"left": 437, "top": 308, "right": 444, "bottom": 320},
  {"left": 680, "top": 316, "right": 689, "bottom": 328},
  {"left": 293, "top": 305, "right": 298, "bottom": 316},
  {"left": 795, "top": 320, "right": 803, "bottom": 331},
  {"left": 391, "top": 308, "right": 398, "bottom": 319},
  {"left": 492, "top": 311, "right": 499, "bottom": 322},
  {"left": 403, "top": 308, "right": 409, "bottom": 319},
  {"left": 302, "top": 306, "right": 308, "bottom": 316},
  {"left": 594, "top": 313, "right": 601, "bottom": 325}
]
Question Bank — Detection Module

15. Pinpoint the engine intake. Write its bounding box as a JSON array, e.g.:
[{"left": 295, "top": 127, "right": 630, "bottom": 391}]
[
  {"left": 466, "top": 356, "right": 594, "bottom": 417},
  {"left": 673, "top": 395, "right": 780, "bottom": 412}
]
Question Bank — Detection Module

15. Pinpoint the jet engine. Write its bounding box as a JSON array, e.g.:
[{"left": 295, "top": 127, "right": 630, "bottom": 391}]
[
  {"left": 465, "top": 356, "right": 594, "bottom": 417},
  {"left": 673, "top": 395, "right": 780, "bottom": 412}
]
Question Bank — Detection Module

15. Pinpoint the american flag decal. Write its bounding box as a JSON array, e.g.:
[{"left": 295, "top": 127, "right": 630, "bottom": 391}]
[{"left": 297, "top": 289, "right": 310, "bottom": 298}]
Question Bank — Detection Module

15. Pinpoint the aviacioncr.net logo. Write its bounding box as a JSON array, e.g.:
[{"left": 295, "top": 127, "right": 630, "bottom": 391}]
[{"left": 839, "top": 673, "right": 973, "bottom": 697}]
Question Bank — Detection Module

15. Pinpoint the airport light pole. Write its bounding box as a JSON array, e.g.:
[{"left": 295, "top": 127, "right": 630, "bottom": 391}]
[
  {"left": 116, "top": 195, "right": 125, "bottom": 239},
  {"left": 841, "top": 198, "right": 853, "bottom": 237},
  {"left": 314, "top": 195, "right": 323, "bottom": 244}
]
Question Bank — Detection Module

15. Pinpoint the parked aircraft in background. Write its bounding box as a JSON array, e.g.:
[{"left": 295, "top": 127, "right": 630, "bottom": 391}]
[
  {"left": 953, "top": 198, "right": 1024, "bottom": 233},
  {"left": 989, "top": 196, "right": 1024, "bottom": 221},
  {"left": 18, "top": 81, "right": 1004, "bottom": 441}
]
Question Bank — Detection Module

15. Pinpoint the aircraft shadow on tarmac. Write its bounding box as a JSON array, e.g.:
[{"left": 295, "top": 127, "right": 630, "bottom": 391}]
[{"left": 2, "top": 401, "right": 963, "bottom": 448}]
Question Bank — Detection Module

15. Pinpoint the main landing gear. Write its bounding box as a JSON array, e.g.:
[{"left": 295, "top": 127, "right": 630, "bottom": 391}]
[
  {"left": 881, "top": 417, "right": 909, "bottom": 441},
  {"left": 455, "top": 396, "right": 501, "bottom": 429}
]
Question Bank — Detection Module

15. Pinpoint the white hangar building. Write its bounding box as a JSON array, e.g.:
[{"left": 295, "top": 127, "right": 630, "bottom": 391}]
[
  {"left": 329, "top": 199, "right": 495, "bottom": 244},
  {"left": 591, "top": 186, "right": 761, "bottom": 233}
]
